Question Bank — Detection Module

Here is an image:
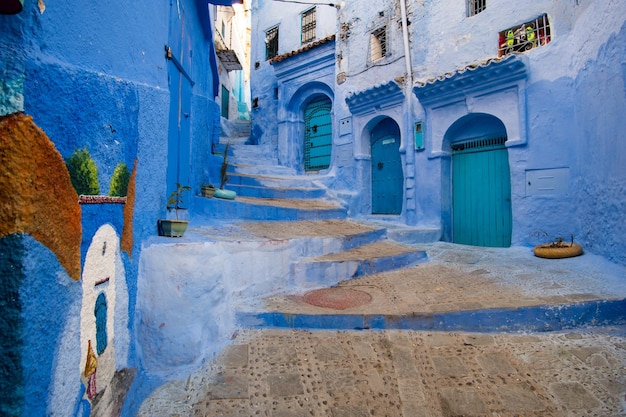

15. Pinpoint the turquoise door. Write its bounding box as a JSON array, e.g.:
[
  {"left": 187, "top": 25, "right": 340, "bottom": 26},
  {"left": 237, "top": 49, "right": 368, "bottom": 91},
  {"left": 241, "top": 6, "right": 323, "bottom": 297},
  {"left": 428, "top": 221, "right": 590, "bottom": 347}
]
[
  {"left": 166, "top": 3, "right": 193, "bottom": 197},
  {"left": 452, "top": 137, "right": 512, "bottom": 247},
  {"left": 221, "top": 85, "right": 229, "bottom": 118},
  {"left": 371, "top": 119, "right": 403, "bottom": 214},
  {"left": 304, "top": 97, "right": 332, "bottom": 171}
]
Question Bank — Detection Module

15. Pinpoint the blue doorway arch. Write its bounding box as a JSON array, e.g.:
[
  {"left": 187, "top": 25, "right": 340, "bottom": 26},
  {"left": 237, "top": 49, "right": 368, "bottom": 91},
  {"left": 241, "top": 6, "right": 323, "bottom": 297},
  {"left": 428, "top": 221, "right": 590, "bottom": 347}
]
[
  {"left": 371, "top": 118, "right": 403, "bottom": 214},
  {"left": 304, "top": 97, "right": 332, "bottom": 171},
  {"left": 448, "top": 114, "right": 512, "bottom": 247}
]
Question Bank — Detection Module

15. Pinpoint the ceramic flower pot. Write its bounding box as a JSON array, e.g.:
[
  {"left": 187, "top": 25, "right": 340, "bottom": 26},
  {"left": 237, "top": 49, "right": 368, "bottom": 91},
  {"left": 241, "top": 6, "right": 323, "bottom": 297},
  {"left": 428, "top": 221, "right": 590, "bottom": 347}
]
[
  {"left": 201, "top": 185, "right": 216, "bottom": 198},
  {"left": 158, "top": 219, "right": 189, "bottom": 237},
  {"left": 214, "top": 189, "right": 236, "bottom": 200}
]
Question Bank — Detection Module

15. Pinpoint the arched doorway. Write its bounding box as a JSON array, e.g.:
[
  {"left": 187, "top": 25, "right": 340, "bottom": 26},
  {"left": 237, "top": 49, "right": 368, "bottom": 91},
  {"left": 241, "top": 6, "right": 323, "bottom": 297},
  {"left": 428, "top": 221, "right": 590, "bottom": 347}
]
[
  {"left": 447, "top": 114, "right": 512, "bottom": 247},
  {"left": 371, "top": 118, "right": 403, "bottom": 214},
  {"left": 304, "top": 96, "right": 332, "bottom": 171}
]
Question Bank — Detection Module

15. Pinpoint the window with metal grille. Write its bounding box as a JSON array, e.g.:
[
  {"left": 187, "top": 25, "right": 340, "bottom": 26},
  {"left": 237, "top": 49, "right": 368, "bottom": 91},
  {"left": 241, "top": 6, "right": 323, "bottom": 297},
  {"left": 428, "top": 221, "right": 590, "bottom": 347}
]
[
  {"left": 265, "top": 25, "right": 279, "bottom": 60},
  {"left": 370, "top": 26, "right": 387, "bottom": 63},
  {"left": 498, "top": 14, "right": 551, "bottom": 57},
  {"left": 467, "top": 0, "right": 486, "bottom": 17},
  {"left": 301, "top": 7, "right": 316, "bottom": 44}
]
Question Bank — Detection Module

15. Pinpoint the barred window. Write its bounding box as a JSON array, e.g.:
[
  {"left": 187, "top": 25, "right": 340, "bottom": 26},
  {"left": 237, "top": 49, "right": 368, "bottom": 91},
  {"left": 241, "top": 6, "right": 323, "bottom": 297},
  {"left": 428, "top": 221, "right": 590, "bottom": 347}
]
[
  {"left": 265, "top": 25, "right": 279, "bottom": 60},
  {"left": 467, "top": 0, "right": 486, "bottom": 17},
  {"left": 370, "top": 26, "right": 387, "bottom": 63},
  {"left": 301, "top": 7, "right": 316, "bottom": 44},
  {"left": 498, "top": 14, "right": 551, "bottom": 57}
]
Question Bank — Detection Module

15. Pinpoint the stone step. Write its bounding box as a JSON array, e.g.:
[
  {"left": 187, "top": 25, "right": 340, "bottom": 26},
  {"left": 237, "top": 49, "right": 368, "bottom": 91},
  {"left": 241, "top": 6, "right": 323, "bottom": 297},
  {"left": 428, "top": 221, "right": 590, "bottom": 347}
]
[
  {"left": 290, "top": 240, "right": 428, "bottom": 289},
  {"left": 361, "top": 218, "right": 442, "bottom": 244},
  {"left": 229, "top": 162, "right": 296, "bottom": 176},
  {"left": 226, "top": 171, "right": 327, "bottom": 190},
  {"left": 194, "top": 194, "right": 347, "bottom": 221},
  {"left": 220, "top": 118, "right": 251, "bottom": 138},
  {"left": 227, "top": 183, "right": 327, "bottom": 199}
]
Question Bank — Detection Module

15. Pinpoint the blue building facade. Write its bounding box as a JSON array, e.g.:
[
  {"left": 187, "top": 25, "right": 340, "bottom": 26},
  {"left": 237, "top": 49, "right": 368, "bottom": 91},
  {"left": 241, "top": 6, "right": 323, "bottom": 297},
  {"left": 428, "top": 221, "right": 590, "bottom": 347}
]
[
  {"left": 251, "top": 0, "right": 626, "bottom": 264},
  {"left": 0, "top": 1, "right": 227, "bottom": 415}
]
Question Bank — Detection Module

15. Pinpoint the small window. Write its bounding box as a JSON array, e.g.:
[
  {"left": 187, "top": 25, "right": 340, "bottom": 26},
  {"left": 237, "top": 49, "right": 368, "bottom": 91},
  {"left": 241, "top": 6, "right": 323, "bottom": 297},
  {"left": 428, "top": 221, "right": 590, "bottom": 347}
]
[
  {"left": 301, "top": 7, "right": 316, "bottom": 44},
  {"left": 467, "top": 0, "right": 486, "bottom": 17},
  {"left": 498, "top": 14, "right": 551, "bottom": 57},
  {"left": 370, "top": 26, "right": 387, "bottom": 63},
  {"left": 265, "top": 26, "right": 279, "bottom": 60}
]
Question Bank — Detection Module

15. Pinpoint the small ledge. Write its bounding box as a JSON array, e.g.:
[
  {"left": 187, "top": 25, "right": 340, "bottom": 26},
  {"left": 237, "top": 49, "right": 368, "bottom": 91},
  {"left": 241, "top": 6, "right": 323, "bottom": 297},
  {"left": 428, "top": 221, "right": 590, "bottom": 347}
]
[
  {"left": 345, "top": 80, "right": 404, "bottom": 115},
  {"left": 79, "top": 195, "right": 127, "bottom": 205},
  {"left": 413, "top": 55, "right": 527, "bottom": 107},
  {"left": 270, "top": 35, "right": 335, "bottom": 64}
]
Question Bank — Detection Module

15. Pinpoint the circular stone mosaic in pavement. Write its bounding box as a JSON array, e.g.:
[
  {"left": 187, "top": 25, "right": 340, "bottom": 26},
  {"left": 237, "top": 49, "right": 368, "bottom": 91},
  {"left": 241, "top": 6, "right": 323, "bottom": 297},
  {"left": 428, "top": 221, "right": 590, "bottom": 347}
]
[{"left": 302, "top": 287, "right": 372, "bottom": 310}]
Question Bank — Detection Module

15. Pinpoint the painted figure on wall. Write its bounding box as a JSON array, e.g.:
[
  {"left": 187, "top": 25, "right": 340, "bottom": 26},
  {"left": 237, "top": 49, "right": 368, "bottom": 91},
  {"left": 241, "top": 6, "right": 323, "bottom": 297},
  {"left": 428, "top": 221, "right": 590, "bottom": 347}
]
[{"left": 80, "top": 224, "right": 129, "bottom": 408}]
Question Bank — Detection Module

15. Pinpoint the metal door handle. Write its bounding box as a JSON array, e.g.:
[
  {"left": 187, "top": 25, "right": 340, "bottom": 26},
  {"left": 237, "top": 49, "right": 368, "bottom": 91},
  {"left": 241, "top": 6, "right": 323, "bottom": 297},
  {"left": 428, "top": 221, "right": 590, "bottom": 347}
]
[{"left": 377, "top": 162, "right": 384, "bottom": 169}]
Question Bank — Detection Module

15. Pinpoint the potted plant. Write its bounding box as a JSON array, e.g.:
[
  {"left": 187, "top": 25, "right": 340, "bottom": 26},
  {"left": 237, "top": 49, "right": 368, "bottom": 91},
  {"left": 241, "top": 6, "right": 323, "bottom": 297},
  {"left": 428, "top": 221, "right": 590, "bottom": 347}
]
[
  {"left": 158, "top": 183, "right": 191, "bottom": 237},
  {"left": 201, "top": 183, "right": 216, "bottom": 198},
  {"left": 214, "top": 142, "right": 237, "bottom": 200},
  {"left": 533, "top": 233, "right": 583, "bottom": 259}
]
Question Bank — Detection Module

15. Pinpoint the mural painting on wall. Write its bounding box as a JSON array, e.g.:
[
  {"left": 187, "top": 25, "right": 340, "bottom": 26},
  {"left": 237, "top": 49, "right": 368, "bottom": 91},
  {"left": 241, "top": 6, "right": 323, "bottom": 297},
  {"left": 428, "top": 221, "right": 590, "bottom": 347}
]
[
  {"left": 1, "top": 112, "right": 137, "bottom": 414},
  {"left": 0, "top": 112, "right": 82, "bottom": 280}
]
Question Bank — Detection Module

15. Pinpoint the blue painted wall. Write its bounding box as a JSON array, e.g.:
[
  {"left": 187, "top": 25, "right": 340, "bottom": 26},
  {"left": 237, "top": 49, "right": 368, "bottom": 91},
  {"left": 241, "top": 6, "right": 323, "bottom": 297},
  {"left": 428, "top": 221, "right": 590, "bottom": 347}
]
[
  {"left": 251, "top": 0, "right": 626, "bottom": 264},
  {"left": 1, "top": 0, "right": 222, "bottom": 414},
  {"left": 0, "top": 235, "right": 82, "bottom": 417},
  {"left": 250, "top": 0, "right": 337, "bottom": 148}
]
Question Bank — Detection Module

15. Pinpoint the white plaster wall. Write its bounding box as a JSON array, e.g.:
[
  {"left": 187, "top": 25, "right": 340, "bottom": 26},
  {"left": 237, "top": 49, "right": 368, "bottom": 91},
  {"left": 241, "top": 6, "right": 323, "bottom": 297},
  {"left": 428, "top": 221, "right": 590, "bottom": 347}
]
[
  {"left": 80, "top": 225, "right": 129, "bottom": 395},
  {"left": 136, "top": 238, "right": 291, "bottom": 374}
]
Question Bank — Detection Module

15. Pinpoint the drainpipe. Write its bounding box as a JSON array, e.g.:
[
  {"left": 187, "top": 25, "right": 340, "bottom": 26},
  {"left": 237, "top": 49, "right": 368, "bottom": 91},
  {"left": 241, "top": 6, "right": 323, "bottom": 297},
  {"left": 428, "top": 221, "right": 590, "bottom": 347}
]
[
  {"left": 399, "top": 0, "right": 417, "bottom": 225},
  {"left": 399, "top": 0, "right": 412, "bottom": 87}
]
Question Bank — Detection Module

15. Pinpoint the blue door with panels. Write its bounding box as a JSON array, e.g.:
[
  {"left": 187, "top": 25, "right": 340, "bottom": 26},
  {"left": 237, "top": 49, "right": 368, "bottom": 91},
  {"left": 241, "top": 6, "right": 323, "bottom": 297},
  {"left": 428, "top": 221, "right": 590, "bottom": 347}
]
[
  {"left": 166, "top": 2, "right": 193, "bottom": 197},
  {"left": 371, "top": 119, "right": 403, "bottom": 214},
  {"left": 452, "top": 137, "right": 512, "bottom": 247},
  {"left": 304, "top": 97, "right": 332, "bottom": 171}
]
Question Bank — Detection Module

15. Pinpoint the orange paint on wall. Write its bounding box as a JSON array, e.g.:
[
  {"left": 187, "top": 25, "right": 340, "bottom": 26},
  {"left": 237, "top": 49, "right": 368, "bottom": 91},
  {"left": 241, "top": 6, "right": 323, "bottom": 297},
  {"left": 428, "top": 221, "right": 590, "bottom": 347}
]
[
  {"left": 0, "top": 113, "right": 82, "bottom": 280},
  {"left": 121, "top": 158, "right": 137, "bottom": 258}
]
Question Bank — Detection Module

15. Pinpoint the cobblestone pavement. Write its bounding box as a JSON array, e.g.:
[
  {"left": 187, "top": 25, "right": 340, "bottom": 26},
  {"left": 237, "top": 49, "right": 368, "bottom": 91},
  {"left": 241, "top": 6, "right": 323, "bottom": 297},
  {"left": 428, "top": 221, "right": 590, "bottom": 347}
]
[
  {"left": 139, "top": 327, "right": 626, "bottom": 416},
  {"left": 138, "top": 241, "right": 626, "bottom": 416}
]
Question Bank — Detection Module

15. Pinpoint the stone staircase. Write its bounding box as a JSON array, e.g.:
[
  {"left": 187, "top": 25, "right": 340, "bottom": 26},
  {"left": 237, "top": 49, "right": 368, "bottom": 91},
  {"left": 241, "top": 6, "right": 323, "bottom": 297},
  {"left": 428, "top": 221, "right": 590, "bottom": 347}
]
[{"left": 192, "top": 139, "right": 429, "bottom": 288}]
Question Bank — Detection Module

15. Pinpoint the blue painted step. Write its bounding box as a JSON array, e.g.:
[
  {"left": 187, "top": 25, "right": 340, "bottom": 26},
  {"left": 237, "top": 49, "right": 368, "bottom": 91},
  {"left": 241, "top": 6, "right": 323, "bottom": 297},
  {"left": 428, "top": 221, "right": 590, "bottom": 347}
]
[
  {"left": 237, "top": 298, "right": 626, "bottom": 333},
  {"left": 227, "top": 183, "right": 327, "bottom": 199},
  {"left": 290, "top": 240, "right": 428, "bottom": 288},
  {"left": 193, "top": 195, "right": 347, "bottom": 221}
]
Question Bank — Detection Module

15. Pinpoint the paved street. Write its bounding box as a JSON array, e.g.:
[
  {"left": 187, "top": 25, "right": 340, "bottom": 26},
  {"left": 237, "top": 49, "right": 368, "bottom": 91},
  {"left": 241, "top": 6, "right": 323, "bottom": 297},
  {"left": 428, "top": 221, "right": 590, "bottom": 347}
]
[{"left": 137, "top": 241, "right": 626, "bottom": 416}]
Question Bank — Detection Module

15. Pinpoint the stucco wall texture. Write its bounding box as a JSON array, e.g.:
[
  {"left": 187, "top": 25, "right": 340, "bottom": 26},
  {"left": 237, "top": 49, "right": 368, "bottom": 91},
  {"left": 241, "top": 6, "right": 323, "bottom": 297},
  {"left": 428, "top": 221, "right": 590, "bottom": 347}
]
[
  {"left": 251, "top": 0, "right": 626, "bottom": 264},
  {"left": 1, "top": 0, "right": 222, "bottom": 415}
]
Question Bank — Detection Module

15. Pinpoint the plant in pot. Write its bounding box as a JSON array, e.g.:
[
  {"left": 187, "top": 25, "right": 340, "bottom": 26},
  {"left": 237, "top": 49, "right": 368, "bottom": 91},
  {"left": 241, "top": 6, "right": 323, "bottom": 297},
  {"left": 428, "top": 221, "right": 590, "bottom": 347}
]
[
  {"left": 201, "top": 183, "right": 216, "bottom": 198},
  {"left": 158, "top": 183, "right": 192, "bottom": 237},
  {"left": 533, "top": 233, "right": 583, "bottom": 259},
  {"left": 214, "top": 142, "right": 237, "bottom": 200}
]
